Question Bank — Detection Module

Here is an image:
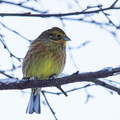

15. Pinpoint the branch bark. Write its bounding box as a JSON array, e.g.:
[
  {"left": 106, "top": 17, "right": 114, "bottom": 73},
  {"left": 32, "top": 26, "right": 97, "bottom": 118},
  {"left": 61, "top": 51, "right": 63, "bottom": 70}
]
[
  {"left": 0, "top": 7, "right": 120, "bottom": 17},
  {"left": 0, "top": 67, "right": 120, "bottom": 94}
]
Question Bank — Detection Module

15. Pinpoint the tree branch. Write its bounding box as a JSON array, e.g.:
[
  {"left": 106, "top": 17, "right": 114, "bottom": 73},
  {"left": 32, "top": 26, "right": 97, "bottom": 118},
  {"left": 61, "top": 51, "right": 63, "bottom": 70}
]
[
  {"left": 42, "top": 91, "right": 58, "bottom": 120},
  {"left": 0, "top": 37, "right": 22, "bottom": 62},
  {"left": 0, "top": 0, "right": 48, "bottom": 13},
  {"left": 0, "top": 6, "right": 120, "bottom": 17},
  {"left": 0, "top": 22, "right": 32, "bottom": 42},
  {"left": 0, "top": 67, "right": 120, "bottom": 95},
  {"left": 0, "top": 71, "right": 15, "bottom": 78},
  {"left": 110, "top": 0, "right": 119, "bottom": 8}
]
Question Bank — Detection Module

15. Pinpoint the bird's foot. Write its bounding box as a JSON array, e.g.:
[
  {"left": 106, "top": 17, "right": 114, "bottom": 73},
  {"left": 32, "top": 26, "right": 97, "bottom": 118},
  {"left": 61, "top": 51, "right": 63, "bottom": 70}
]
[
  {"left": 49, "top": 74, "right": 57, "bottom": 79},
  {"left": 36, "top": 75, "right": 41, "bottom": 79}
]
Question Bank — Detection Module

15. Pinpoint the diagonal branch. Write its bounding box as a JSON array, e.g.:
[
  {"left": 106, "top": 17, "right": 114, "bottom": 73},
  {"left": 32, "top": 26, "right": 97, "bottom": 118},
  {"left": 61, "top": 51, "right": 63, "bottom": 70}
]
[
  {"left": 0, "top": 37, "right": 22, "bottom": 61},
  {"left": 0, "top": 71, "right": 15, "bottom": 78},
  {"left": 0, "top": 0, "right": 48, "bottom": 13},
  {"left": 110, "top": 0, "right": 119, "bottom": 8},
  {"left": 0, "top": 22, "right": 32, "bottom": 42},
  {"left": 42, "top": 91, "right": 58, "bottom": 120}
]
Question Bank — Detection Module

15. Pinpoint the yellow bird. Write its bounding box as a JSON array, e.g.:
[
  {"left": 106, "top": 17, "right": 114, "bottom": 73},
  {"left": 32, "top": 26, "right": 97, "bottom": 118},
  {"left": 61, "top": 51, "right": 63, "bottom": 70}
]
[{"left": 22, "top": 27, "right": 71, "bottom": 114}]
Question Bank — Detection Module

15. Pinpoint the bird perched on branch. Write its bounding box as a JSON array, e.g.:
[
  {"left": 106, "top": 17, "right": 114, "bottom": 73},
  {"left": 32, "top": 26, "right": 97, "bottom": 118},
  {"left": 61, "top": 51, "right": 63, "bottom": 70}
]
[{"left": 22, "top": 27, "right": 71, "bottom": 114}]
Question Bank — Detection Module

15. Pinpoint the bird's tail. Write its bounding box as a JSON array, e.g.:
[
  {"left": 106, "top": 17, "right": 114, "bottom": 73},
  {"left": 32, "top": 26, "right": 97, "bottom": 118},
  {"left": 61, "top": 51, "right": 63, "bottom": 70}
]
[{"left": 26, "top": 88, "right": 41, "bottom": 114}]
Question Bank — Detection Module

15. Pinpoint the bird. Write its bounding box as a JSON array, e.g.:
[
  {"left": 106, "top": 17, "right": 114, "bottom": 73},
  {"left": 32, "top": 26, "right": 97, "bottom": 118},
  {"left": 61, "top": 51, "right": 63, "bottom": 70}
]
[{"left": 22, "top": 27, "right": 71, "bottom": 114}]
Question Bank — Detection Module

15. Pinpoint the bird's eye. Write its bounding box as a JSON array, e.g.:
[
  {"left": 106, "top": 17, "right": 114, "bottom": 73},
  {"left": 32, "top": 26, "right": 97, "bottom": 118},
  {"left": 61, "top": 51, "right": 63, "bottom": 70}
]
[{"left": 57, "top": 34, "right": 61, "bottom": 38}]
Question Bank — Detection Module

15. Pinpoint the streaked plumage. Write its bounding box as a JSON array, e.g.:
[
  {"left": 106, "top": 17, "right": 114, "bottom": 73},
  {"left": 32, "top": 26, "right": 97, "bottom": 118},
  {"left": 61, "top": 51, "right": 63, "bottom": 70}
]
[{"left": 22, "top": 27, "right": 70, "bottom": 114}]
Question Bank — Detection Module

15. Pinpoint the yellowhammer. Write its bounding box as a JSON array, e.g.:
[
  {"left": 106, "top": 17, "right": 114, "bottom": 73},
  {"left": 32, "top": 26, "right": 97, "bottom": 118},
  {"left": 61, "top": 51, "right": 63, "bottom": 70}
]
[{"left": 22, "top": 27, "right": 71, "bottom": 114}]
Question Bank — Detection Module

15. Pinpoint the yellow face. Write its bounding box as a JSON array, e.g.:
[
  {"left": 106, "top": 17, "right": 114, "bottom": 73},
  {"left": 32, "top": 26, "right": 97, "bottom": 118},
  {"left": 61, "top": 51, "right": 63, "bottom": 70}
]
[
  {"left": 40, "top": 27, "right": 71, "bottom": 46},
  {"left": 49, "top": 30, "right": 68, "bottom": 46}
]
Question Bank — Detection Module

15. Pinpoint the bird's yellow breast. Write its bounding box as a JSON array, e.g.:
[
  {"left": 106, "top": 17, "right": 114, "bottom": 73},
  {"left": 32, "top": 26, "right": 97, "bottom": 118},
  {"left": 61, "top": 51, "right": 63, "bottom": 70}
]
[{"left": 24, "top": 48, "right": 66, "bottom": 80}]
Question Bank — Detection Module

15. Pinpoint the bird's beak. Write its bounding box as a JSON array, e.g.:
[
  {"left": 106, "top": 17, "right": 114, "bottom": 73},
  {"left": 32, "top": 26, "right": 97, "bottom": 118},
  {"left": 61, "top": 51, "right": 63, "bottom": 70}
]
[{"left": 63, "top": 36, "right": 71, "bottom": 41}]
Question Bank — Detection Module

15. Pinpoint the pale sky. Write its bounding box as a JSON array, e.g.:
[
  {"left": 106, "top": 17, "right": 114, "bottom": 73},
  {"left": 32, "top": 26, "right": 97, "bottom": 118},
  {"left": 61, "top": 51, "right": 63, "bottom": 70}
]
[{"left": 0, "top": 0, "right": 120, "bottom": 120}]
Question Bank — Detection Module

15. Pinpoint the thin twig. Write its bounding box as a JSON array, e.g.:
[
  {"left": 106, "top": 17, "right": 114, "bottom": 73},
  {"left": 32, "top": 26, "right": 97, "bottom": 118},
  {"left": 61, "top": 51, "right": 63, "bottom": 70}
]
[
  {"left": 41, "top": 84, "right": 95, "bottom": 96},
  {"left": 0, "top": 37, "right": 22, "bottom": 61},
  {"left": 42, "top": 91, "right": 58, "bottom": 120},
  {"left": 110, "top": 0, "right": 119, "bottom": 8},
  {"left": 84, "top": 89, "right": 94, "bottom": 103},
  {"left": 69, "top": 41, "right": 90, "bottom": 50},
  {"left": 56, "top": 85, "right": 67, "bottom": 97},
  {"left": 0, "top": 71, "right": 15, "bottom": 78},
  {"left": 0, "top": 22, "right": 32, "bottom": 42},
  {"left": 61, "top": 17, "right": 113, "bottom": 27},
  {"left": 0, "top": 0, "right": 48, "bottom": 13}
]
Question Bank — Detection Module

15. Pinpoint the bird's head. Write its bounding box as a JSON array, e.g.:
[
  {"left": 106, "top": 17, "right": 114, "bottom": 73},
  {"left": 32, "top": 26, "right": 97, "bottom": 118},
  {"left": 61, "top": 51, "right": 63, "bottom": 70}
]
[{"left": 39, "top": 27, "right": 71, "bottom": 46}]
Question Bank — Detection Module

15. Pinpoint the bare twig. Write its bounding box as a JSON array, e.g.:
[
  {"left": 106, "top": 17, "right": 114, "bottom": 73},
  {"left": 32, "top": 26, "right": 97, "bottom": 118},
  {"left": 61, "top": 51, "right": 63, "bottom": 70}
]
[
  {"left": 68, "top": 44, "right": 79, "bottom": 70},
  {"left": 66, "top": 84, "right": 94, "bottom": 93},
  {"left": 110, "top": 0, "right": 119, "bottom": 8},
  {"left": 68, "top": 41, "right": 90, "bottom": 50},
  {"left": 84, "top": 88, "right": 94, "bottom": 103},
  {"left": 0, "top": 37, "right": 22, "bottom": 61},
  {"left": 42, "top": 91, "right": 58, "bottom": 120},
  {"left": 56, "top": 85, "right": 67, "bottom": 97},
  {"left": 101, "top": 11, "right": 117, "bottom": 28},
  {"left": 2, "top": 65, "right": 21, "bottom": 72},
  {"left": 0, "top": 71, "right": 15, "bottom": 78},
  {"left": 60, "top": 17, "right": 113, "bottom": 27},
  {"left": 0, "top": 22, "right": 32, "bottom": 42},
  {"left": 42, "top": 84, "right": 95, "bottom": 95},
  {"left": 0, "top": 0, "right": 48, "bottom": 13},
  {"left": 100, "top": 26, "right": 120, "bottom": 45}
]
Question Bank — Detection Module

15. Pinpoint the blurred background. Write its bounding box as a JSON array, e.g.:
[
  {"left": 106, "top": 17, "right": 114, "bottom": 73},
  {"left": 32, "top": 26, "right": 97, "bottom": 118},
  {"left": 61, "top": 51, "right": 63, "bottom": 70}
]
[{"left": 0, "top": 0, "right": 120, "bottom": 120}]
